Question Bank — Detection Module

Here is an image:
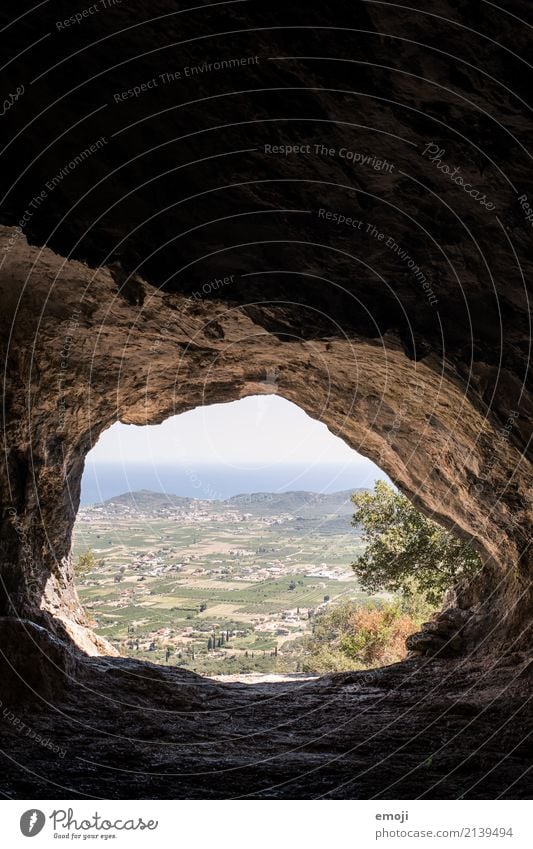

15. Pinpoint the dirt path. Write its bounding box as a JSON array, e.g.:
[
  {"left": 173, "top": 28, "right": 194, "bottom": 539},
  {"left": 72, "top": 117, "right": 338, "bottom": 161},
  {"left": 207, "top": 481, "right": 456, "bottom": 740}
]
[{"left": 211, "top": 671, "right": 318, "bottom": 684}]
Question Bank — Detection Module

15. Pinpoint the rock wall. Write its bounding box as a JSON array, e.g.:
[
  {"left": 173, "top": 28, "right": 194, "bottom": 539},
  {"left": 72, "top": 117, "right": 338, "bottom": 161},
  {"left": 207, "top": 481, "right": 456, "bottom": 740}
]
[{"left": 0, "top": 1, "right": 531, "bottom": 657}]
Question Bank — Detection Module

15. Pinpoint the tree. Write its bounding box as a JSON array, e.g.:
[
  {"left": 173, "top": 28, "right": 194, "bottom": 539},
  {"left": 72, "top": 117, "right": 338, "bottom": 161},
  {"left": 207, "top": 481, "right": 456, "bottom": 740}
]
[
  {"left": 75, "top": 549, "right": 97, "bottom": 576},
  {"left": 350, "top": 481, "right": 481, "bottom": 605},
  {"left": 207, "top": 637, "right": 213, "bottom": 651}
]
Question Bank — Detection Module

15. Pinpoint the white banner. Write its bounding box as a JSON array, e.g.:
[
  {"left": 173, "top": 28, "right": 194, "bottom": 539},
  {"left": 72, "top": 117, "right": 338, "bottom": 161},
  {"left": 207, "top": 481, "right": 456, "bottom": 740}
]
[{"left": 1, "top": 800, "right": 531, "bottom": 848}]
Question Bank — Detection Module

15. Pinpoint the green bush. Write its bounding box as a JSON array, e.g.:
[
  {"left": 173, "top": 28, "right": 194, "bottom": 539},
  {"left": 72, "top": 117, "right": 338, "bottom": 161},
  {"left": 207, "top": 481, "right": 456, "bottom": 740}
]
[
  {"left": 75, "top": 549, "right": 97, "bottom": 576},
  {"left": 302, "top": 598, "right": 428, "bottom": 673},
  {"left": 351, "top": 481, "right": 482, "bottom": 605}
]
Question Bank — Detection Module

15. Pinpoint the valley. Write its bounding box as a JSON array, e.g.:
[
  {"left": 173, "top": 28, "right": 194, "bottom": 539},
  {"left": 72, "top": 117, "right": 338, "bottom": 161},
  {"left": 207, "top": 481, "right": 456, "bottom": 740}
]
[{"left": 72, "top": 489, "right": 372, "bottom": 674}]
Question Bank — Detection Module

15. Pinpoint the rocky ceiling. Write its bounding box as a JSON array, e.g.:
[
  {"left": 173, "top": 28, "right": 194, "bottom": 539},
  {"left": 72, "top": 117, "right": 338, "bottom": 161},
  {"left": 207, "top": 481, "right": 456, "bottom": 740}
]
[{"left": 0, "top": 0, "right": 532, "bottom": 777}]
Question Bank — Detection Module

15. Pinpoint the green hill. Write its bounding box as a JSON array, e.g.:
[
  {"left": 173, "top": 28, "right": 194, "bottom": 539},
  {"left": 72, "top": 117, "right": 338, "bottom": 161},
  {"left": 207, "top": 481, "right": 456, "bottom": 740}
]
[{"left": 98, "top": 488, "right": 367, "bottom": 517}]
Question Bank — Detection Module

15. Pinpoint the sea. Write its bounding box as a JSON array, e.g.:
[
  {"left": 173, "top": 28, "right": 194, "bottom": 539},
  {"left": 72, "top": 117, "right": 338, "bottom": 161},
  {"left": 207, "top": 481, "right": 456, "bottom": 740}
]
[{"left": 80, "top": 461, "right": 390, "bottom": 505}]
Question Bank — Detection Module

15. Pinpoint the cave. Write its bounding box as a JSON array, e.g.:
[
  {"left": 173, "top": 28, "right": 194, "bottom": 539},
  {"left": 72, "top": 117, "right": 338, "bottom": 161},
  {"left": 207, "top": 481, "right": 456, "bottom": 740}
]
[{"left": 0, "top": 0, "right": 531, "bottom": 799}]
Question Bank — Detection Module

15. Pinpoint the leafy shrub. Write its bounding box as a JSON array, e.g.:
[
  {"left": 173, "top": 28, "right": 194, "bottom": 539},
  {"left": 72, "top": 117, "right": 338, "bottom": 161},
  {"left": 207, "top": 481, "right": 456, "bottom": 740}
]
[
  {"left": 75, "top": 549, "right": 97, "bottom": 576},
  {"left": 351, "top": 481, "right": 482, "bottom": 605},
  {"left": 302, "top": 597, "right": 432, "bottom": 673}
]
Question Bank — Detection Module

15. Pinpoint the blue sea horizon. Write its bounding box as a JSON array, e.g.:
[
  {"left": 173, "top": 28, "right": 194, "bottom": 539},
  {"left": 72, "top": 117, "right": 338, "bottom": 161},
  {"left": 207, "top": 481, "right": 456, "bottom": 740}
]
[{"left": 80, "top": 461, "right": 390, "bottom": 505}]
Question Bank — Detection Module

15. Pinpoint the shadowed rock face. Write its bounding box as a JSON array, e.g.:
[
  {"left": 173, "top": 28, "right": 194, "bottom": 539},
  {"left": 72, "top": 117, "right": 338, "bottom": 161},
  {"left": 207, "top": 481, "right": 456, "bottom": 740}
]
[
  {"left": 0, "top": 0, "right": 531, "bottom": 798},
  {"left": 1, "top": 624, "right": 531, "bottom": 800}
]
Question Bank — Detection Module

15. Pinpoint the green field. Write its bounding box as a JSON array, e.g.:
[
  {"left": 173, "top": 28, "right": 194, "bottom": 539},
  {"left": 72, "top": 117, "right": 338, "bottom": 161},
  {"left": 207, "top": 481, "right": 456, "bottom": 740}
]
[{"left": 73, "top": 489, "right": 370, "bottom": 674}]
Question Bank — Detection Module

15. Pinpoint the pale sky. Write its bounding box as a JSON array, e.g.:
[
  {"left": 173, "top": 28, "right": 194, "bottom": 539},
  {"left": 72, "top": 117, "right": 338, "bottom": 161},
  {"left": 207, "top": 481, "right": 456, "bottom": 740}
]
[{"left": 89, "top": 395, "right": 379, "bottom": 470}]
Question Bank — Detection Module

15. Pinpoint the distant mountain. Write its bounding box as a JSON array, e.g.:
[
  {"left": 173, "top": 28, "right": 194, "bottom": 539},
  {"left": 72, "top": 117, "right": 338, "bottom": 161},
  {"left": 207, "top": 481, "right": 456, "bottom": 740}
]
[
  {"left": 101, "top": 489, "right": 194, "bottom": 509},
  {"left": 225, "top": 489, "right": 363, "bottom": 516},
  {"left": 96, "top": 488, "right": 367, "bottom": 517}
]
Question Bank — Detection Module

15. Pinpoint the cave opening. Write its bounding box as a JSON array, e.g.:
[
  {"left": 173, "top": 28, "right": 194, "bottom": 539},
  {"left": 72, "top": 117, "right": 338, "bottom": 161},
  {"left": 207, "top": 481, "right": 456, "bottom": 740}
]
[
  {"left": 1, "top": 234, "right": 530, "bottom": 798},
  {"left": 72, "top": 395, "right": 401, "bottom": 677}
]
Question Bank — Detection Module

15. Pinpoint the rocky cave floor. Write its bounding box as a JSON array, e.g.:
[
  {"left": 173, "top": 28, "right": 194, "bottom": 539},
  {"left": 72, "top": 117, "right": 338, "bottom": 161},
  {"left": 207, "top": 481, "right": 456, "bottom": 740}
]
[{"left": 1, "top": 624, "right": 531, "bottom": 800}]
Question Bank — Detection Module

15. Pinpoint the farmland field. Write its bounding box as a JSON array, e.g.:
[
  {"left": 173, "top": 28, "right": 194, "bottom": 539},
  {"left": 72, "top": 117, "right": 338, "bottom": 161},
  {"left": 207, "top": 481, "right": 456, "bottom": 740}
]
[{"left": 73, "top": 489, "right": 372, "bottom": 675}]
